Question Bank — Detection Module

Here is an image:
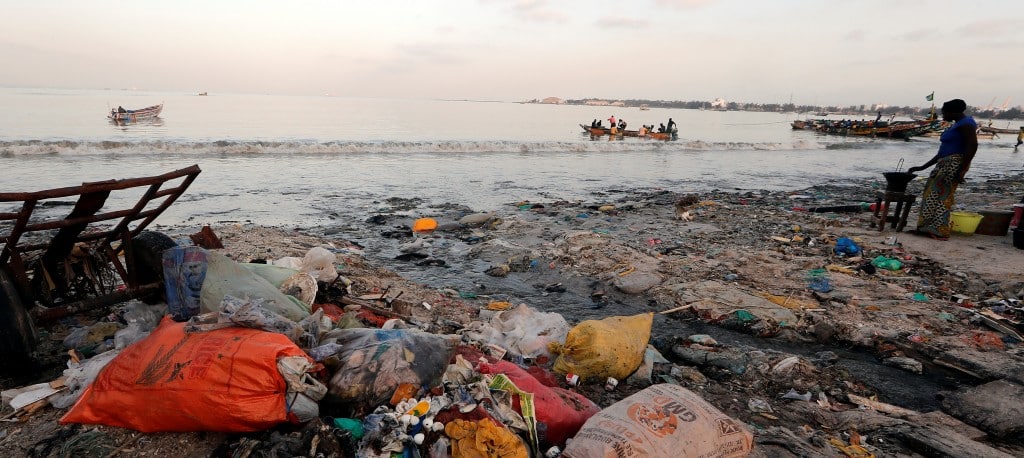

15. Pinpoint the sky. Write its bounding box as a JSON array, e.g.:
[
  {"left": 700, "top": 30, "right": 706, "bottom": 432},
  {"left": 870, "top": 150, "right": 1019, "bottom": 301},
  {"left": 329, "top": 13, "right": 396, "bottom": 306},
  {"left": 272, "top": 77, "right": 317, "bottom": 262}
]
[{"left": 2, "top": 0, "right": 1022, "bottom": 108}]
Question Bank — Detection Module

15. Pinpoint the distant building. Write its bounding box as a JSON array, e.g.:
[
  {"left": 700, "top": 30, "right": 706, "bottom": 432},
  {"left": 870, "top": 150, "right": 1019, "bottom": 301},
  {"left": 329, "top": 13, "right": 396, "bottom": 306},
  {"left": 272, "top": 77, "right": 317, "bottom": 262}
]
[
  {"left": 541, "top": 97, "right": 564, "bottom": 104},
  {"left": 710, "top": 98, "right": 727, "bottom": 109},
  {"left": 610, "top": 101, "right": 625, "bottom": 107},
  {"left": 584, "top": 100, "right": 610, "bottom": 106}
]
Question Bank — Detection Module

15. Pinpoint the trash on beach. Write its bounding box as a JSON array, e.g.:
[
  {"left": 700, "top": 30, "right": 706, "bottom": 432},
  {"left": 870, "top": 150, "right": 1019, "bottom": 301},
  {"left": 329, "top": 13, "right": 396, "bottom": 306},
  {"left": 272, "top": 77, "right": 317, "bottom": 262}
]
[
  {"left": 562, "top": 384, "right": 754, "bottom": 458},
  {"left": 871, "top": 255, "right": 903, "bottom": 271},
  {"left": 479, "top": 359, "right": 600, "bottom": 447},
  {"left": 833, "top": 237, "right": 861, "bottom": 256},
  {"left": 327, "top": 328, "right": 457, "bottom": 410},
  {"left": 549, "top": 313, "right": 653, "bottom": 381},
  {"left": 460, "top": 303, "right": 570, "bottom": 361},
  {"left": 200, "top": 250, "right": 312, "bottom": 321},
  {"left": 412, "top": 217, "right": 438, "bottom": 233},
  {"left": 162, "top": 246, "right": 208, "bottom": 322},
  {"left": 61, "top": 317, "right": 313, "bottom": 432},
  {"left": 270, "top": 246, "right": 339, "bottom": 282}
]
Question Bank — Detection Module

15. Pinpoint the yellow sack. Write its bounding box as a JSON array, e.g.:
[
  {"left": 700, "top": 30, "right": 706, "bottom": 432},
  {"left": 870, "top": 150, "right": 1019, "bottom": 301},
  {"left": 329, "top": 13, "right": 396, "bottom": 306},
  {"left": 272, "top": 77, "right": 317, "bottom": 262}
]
[
  {"left": 445, "top": 418, "right": 528, "bottom": 458},
  {"left": 549, "top": 313, "right": 653, "bottom": 381}
]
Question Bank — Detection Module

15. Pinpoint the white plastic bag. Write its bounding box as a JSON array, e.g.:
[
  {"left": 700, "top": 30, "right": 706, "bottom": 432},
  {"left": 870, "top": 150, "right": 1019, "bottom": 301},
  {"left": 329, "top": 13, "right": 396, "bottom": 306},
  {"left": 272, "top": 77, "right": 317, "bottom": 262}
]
[{"left": 201, "top": 251, "right": 311, "bottom": 321}]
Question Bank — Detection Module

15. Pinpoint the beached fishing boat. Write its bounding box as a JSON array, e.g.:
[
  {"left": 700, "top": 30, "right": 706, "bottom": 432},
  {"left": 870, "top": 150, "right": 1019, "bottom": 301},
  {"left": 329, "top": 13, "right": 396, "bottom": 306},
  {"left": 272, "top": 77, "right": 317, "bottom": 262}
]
[
  {"left": 793, "top": 118, "right": 941, "bottom": 140},
  {"left": 108, "top": 103, "right": 163, "bottom": 122},
  {"left": 979, "top": 125, "right": 1019, "bottom": 135}
]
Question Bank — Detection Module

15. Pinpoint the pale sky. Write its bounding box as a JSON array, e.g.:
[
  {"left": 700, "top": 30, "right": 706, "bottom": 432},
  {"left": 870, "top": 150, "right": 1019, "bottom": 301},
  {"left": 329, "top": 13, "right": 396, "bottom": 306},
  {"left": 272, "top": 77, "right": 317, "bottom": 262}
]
[{"left": 2, "top": 0, "right": 1022, "bottom": 108}]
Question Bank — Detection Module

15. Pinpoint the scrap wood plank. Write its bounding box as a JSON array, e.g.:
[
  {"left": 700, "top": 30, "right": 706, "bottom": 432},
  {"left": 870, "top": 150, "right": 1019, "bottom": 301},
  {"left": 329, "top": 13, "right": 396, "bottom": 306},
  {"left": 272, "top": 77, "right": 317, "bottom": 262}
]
[
  {"left": 975, "top": 310, "right": 1024, "bottom": 341},
  {"left": 846, "top": 393, "right": 919, "bottom": 419}
]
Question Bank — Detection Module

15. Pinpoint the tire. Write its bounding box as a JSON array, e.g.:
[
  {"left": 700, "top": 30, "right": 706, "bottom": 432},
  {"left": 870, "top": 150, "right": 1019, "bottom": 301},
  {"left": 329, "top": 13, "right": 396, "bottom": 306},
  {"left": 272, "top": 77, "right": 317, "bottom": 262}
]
[
  {"left": 128, "top": 230, "right": 178, "bottom": 304},
  {"left": 0, "top": 268, "right": 38, "bottom": 375}
]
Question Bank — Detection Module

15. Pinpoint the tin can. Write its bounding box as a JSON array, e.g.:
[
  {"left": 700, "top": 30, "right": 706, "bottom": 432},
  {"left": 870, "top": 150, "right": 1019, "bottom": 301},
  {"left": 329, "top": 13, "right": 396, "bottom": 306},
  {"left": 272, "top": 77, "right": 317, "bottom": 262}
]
[
  {"left": 605, "top": 377, "right": 618, "bottom": 391},
  {"left": 565, "top": 373, "right": 580, "bottom": 386}
]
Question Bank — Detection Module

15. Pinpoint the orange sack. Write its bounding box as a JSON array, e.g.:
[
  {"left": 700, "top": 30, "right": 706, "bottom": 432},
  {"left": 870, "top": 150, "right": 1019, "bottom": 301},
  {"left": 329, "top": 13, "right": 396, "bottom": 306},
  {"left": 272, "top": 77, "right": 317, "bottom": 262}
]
[{"left": 61, "top": 316, "right": 309, "bottom": 432}]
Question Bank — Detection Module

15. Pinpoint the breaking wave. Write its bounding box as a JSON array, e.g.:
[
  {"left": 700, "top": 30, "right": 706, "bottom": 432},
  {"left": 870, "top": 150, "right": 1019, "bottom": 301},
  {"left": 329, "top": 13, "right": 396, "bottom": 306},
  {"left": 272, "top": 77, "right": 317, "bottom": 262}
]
[{"left": 0, "top": 138, "right": 828, "bottom": 157}]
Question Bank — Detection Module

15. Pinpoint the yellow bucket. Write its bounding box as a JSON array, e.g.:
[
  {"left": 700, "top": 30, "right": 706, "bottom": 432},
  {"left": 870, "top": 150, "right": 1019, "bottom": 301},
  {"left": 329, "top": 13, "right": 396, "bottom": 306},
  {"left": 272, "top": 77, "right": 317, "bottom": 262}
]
[{"left": 950, "top": 211, "right": 984, "bottom": 234}]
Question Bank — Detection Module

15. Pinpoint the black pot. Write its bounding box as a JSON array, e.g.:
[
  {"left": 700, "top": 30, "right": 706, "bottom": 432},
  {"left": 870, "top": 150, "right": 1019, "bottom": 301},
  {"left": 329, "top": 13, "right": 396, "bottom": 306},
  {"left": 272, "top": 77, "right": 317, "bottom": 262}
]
[{"left": 883, "top": 172, "right": 917, "bottom": 193}]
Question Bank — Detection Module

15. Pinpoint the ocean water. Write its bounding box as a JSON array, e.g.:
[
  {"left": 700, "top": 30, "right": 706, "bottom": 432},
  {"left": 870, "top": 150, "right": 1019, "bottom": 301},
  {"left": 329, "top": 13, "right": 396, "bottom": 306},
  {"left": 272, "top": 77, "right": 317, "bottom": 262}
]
[{"left": 1, "top": 87, "right": 1021, "bottom": 228}]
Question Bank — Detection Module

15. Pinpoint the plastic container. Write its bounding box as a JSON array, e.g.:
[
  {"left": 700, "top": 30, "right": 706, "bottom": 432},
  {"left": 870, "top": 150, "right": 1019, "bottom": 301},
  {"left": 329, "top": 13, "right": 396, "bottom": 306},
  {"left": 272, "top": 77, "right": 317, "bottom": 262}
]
[
  {"left": 975, "top": 210, "right": 1013, "bottom": 236},
  {"left": 1011, "top": 204, "right": 1024, "bottom": 229},
  {"left": 950, "top": 211, "right": 984, "bottom": 234}
]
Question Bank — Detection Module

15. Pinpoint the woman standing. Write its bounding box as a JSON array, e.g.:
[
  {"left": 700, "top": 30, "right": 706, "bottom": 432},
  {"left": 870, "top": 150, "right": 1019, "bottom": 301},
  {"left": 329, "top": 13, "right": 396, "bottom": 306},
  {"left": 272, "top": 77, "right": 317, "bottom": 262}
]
[{"left": 907, "top": 99, "right": 978, "bottom": 240}]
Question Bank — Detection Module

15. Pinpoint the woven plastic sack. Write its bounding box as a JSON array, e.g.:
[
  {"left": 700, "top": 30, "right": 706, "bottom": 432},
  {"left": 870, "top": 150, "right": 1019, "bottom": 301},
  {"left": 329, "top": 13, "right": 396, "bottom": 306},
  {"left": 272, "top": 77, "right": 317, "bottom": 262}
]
[
  {"left": 549, "top": 313, "right": 653, "bottom": 381},
  {"left": 479, "top": 360, "right": 599, "bottom": 447},
  {"left": 61, "top": 316, "right": 309, "bottom": 432},
  {"left": 563, "top": 384, "right": 753, "bottom": 458}
]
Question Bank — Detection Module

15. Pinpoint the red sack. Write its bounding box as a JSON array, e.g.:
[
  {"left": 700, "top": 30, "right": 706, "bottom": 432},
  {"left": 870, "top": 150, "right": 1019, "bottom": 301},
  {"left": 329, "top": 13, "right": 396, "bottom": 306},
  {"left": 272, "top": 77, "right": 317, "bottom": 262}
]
[
  {"left": 61, "top": 316, "right": 308, "bottom": 432},
  {"left": 478, "top": 360, "right": 600, "bottom": 447}
]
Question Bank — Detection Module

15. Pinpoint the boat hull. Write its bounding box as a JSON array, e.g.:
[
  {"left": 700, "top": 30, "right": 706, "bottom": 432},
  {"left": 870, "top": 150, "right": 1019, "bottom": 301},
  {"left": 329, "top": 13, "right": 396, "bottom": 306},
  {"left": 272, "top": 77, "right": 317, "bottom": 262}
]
[{"left": 108, "top": 104, "right": 163, "bottom": 122}]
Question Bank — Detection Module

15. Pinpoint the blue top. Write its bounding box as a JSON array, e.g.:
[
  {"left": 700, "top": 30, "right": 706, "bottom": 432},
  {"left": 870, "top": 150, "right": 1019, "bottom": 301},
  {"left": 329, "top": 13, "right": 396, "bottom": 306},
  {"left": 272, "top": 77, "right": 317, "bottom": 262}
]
[{"left": 937, "top": 116, "right": 977, "bottom": 158}]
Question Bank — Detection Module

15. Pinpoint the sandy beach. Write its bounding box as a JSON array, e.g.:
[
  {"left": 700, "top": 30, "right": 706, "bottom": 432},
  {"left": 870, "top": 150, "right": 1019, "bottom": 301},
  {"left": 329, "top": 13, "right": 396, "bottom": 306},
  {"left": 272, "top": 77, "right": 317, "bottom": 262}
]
[{"left": 3, "top": 172, "right": 1024, "bottom": 457}]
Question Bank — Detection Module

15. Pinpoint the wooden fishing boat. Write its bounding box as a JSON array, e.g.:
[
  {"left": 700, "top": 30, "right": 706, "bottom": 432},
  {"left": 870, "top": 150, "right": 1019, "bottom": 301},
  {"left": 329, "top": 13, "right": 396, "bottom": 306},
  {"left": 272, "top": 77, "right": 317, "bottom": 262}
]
[
  {"left": 108, "top": 103, "right": 163, "bottom": 122},
  {"left": 979, "top": 125, "right": 1019, "bottom": 135},
  {"left": 580, "top": 123, "right": 675, "bottom": 139}
]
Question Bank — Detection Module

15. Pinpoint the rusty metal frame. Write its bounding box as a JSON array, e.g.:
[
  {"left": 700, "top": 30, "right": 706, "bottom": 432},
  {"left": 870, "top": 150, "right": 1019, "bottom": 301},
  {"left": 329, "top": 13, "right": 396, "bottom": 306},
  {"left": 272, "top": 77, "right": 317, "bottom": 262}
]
[{"left": 0, "top": 165, "right": 201, "bottom": 321}]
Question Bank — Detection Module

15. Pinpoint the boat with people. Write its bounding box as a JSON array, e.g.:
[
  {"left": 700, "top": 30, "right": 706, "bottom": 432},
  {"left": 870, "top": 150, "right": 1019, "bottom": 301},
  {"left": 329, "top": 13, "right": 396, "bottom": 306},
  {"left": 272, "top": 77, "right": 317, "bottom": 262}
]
[
  {"left": 579, "top": 123, "right": 677, "bottom": 140},
  {"left": 108, "top": 103, "right": 163, "bottom": 122}
]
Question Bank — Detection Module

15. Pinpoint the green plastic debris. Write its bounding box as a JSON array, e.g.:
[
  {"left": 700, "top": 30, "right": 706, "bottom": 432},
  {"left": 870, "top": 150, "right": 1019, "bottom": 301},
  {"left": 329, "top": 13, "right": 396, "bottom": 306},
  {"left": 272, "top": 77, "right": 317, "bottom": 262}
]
[
  {"left": 912, "top": 292, "right": 929, "bottom": 302},
  {"left": 331, "top": 417, "right": 364, "bottom": 439},
  {"left": 734, "top": 310, "right": 756, "bottom": 322},
  {"left": 871, "top": 255, "right": 903, "bottom": 271}
]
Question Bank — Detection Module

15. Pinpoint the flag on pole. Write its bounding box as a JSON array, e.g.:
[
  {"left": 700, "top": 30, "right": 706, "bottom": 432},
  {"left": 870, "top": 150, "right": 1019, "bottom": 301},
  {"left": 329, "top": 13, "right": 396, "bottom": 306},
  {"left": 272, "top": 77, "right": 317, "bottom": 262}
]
[{"left": 925, "top": 92, "right": 934, "bottom": 101}]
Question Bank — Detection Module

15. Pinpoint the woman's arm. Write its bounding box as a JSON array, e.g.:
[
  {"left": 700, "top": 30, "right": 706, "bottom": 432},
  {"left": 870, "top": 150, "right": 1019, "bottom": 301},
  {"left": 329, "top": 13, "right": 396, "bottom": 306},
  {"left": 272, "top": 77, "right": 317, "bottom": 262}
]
[{"left": 907, "top": 154, "right": 939, "bottom": 173}]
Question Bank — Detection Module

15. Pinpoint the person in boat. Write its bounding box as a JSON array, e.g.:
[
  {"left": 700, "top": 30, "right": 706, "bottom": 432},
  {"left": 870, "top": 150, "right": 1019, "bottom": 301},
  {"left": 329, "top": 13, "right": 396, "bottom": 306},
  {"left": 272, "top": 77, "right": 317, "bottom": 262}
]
[
  {"left": 639, "top": 125, "right": 648, "bottom": 136},
  {"left": 617, "top": 119, "right": 627, "bottom": 130},
  {"left": 907, "top": 98, "right": 978, "bottom": 240},
  {"left": 591, "top": 119, "right": 598, "bottom": 128},
  {"left": 657, "top": 123, "right": 666, "bottom": 133},
  {"left": 117, "top": 106, "right": 127, "bottom": 113},
  {"left": 666, "top": 118, "right": 676, "bottom": 133},
  {"left": 608, "top": 115, "right": 616, "bottom": 127},
  {"left": 875, "top": 111, "right": 882, "bottom": 123}
]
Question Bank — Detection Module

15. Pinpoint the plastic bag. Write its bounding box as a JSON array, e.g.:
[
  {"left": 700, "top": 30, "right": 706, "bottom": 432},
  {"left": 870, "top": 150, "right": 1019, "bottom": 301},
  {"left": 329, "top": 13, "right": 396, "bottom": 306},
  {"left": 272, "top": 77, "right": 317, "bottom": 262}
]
[
  {"left": 61, "top": 317, "right": 310, "bottom": 432},
  {"left": 871, "top": 255, "right": 903, "bottom": 271},
  {"left": 461, "top": 304, "right": 570, "bottom": 361},
  {"left": 162, "top": 246, "right": 208, "bottom": 321},
  {"left": 328, "top": 328, "right": 457, "bottom": 409},
  {"left": 833, "top": 237, "right": 861, "bottom": 256},
  {"left": 270, "top": 247, "right": 338, "bottom": 282},
  {"left": 185, "top": 295, "right": 305, "bottom": 343},
  {"left": 549, "top": 313, "right": 653, "bottom": 381},
  {"left": 114, "top": 301, "right": 166, "bottom": 350},
  {"left": 200, "top": 251, "right": 311, "bottom": 322},
  {"left": 49, "top": 350, "right": 122, "bottom": 409},
  {"left": 563, "top": 384, "right": 753, "bottom": 458}
]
